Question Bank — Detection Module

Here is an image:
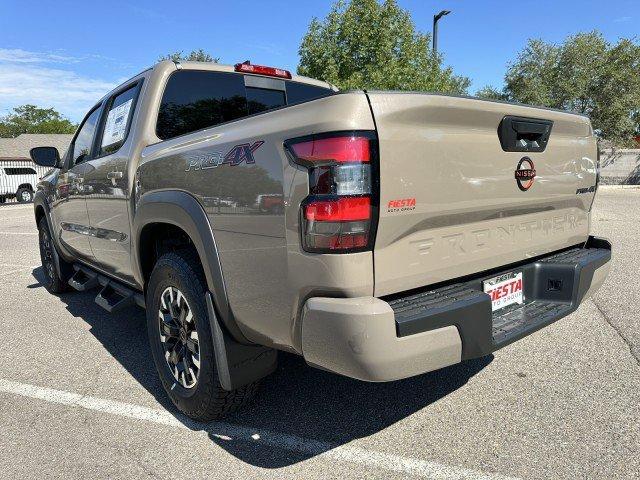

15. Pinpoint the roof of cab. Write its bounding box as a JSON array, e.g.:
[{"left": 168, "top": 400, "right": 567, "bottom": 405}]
[
  {"left": 158, "top": 60, "right": 338, "bottom": 91},
  {"left": 94, "top": 60, "right": 338, "bottom": 111}
]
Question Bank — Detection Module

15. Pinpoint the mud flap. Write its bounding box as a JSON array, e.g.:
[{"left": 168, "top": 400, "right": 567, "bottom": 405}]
[
  {"left": 206, "top": 292, "right": 277, "bottom": 391},
  {"left": 44, "top": 213, "right": 73, "bottom": 284}
]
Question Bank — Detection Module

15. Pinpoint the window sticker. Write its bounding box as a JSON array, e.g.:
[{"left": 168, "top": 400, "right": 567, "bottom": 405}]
[{"left": 101, "top": 99, "right": 133, "bottom": 148}]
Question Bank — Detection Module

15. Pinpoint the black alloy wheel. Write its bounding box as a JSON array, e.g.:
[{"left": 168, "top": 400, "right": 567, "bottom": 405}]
[
  {"left": 39, "top": 224, "right": 56, "bottom": 287},
  {"left": 158, "top": 286, "right": 200, "bottom": 389}
]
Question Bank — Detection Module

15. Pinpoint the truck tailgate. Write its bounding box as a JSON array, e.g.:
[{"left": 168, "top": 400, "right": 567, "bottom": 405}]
[{"left": 367, "top": 92, "right": 598, "bottom": 296}]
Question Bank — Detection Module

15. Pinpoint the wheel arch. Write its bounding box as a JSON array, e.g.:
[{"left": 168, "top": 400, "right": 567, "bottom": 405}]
[
  {"left": 133, "top": 190, "right": 248, "bottom": 344},
  {"left": 34, "top": 202, "right": 46, "bottom": 226},
  {"left": 33, "top": 191, "right": 53, "bottom": 238},
  {"left": 33, "top": 191, "right": 72, "bottom": 283}
]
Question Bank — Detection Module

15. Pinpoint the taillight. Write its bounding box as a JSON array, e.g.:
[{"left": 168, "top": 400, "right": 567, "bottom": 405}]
[{"left": 285, "top": 132, "right": 378, "bottom": 253}]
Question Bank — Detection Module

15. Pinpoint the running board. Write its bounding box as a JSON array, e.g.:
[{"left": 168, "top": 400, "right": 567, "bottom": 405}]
[
  {"left": 95, "top": 283, "right": 136, "bottom": 312},
  {"left": 68, "top": 264, "right": 145, "bottom": 311},
  {"left": 68, "top": 268, "right": 99, "bottom": 291}
]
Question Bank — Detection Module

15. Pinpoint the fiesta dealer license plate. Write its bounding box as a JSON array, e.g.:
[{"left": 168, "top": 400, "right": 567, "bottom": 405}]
[{"left": 483, "top": 272, "right": 524, "bottom": 312}]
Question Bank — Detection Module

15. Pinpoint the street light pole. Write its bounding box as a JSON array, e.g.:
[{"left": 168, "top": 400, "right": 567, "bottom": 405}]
[{"left": 432, "top": 10, "right": 451, "bottom": 54}]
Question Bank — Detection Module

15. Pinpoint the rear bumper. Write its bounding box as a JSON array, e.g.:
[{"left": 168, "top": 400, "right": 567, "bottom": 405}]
[{"left": 301, "top": 236, "right": 611, "bottom": 381}]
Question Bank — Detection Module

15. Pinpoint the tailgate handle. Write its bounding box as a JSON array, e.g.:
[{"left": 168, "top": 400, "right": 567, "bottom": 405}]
[{"left": 498, "top": 116, "right": 553, "bottom": 153}]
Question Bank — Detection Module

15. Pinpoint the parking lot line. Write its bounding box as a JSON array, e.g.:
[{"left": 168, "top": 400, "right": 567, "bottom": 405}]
[
  {"left": 0, "top": 231, "right": 38, "bottom": 235},
  {"left": 0, "top": 378, "right": 518, "bottom": 480}
]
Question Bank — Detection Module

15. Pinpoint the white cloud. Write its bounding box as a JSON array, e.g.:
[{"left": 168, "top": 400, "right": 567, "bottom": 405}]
[
  {"left": 0, "top": 48, "right": 83, "bottom": 64},
  {"left": 0, "top": 48, "right": 125, "bottom": 66},
  {"left": 613, "top": 16, "right": 632, "bottom": 23},
  {"left": 0, "top": 64, "right": 117, "bottom": 121},
  {"left": 0, "top": 49, "right": 126, "bottom": 122}
]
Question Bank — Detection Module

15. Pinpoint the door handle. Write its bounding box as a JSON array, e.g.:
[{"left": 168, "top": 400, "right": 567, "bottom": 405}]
[
  {"left": 498, "top": 116, "right": 553, "bottom": 153},
  {"left": 106, "top": 171, "right": 123, "bottom": 180}
]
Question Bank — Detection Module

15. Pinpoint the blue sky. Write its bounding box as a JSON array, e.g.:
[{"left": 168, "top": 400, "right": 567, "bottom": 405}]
[{"left": 0, "top": 0, "right": 637, "bottom": 122}]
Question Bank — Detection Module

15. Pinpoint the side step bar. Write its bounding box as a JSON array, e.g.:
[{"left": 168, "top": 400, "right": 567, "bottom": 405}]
[
  {"left": 68, "top": 265, "right": 145, "bottom": 311},
  {"left": 68, "top": 268, "right": 99, "bottom": 291}
]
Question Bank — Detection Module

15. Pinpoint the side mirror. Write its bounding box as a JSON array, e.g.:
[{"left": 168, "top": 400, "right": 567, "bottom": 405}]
[{"left": 30, "top": 146, "right": 61, "bottom": 168}]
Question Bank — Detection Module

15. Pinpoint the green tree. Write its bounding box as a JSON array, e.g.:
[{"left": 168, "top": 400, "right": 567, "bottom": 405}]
[
  {"left": 297, "top": 0, "right": 470, "bottom": 93},
  {"left": 158, "top": 49, "right": 219, "bottom": 63},
  {"left": 0, "top": 105, "right": 76, "bottom": 138},
  {"left": 485, "top": 32, "right": 640, "bottom": 145},
  {"left": 209, "top": 165, "right": 281, "bottom": 207},
  {"left": 475, "top": 86, "right": 509, "bottom": 102}
]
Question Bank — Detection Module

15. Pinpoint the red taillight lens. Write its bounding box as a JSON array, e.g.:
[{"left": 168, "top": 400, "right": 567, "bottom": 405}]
[
  {"left": 234, "top": 62, "right": 292, "bottom": 79},
  {"left": 286, "top": 132, "right": 377, "bottom": 253},
  {"left": 290, "top": 136, "right": 370, "bottom": 164},
  {"left": 305, "top": 197, "right": 370, "bottom": 221}
]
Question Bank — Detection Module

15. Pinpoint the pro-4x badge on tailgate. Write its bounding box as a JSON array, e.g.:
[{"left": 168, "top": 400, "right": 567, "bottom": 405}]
[{"left": 515, "top": 157, "right": 536, "bottom": 191}]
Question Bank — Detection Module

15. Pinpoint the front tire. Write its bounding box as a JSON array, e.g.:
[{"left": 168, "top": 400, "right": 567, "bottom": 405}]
[
  {"left": 146, "top": 250, "right": 258, "bottom": 421},
  {"left": 38, "top": 217, "right": 70, "bottom": 293}
]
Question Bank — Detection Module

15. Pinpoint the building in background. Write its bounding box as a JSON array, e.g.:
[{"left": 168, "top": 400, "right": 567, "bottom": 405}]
[
  {"left": 0, "top": 133, "right": 73, "bottom": 161},
  {"left": 0, "top": 134, "right": 73, "bottom": 203}
]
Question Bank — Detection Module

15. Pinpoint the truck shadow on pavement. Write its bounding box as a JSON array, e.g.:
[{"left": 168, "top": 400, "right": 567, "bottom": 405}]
[{"left": 30, "top": 267, "right": 493, "bottom": 469}]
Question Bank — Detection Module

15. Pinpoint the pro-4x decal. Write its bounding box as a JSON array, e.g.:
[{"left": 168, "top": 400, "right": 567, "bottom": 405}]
[
  {"left": 185, "top": 140, "right": 264, "bottom": 171},
  {"left": 222, "top": 141, "right": 264, "bottom": 166}
]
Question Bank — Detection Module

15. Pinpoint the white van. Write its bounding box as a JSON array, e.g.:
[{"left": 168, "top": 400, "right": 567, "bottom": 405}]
[{"left": 0, "top": 162, "right": 44, "bottom": 203}]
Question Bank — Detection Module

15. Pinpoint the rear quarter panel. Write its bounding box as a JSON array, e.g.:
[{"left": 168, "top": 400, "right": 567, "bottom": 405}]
[{"left": 137, "top": 92, "right": 376, "bottom": 352}]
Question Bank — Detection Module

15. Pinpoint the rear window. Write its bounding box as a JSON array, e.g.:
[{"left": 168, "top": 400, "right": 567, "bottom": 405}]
[
  {"left": 4, "top": 168, "right": 37, "bottom": 175},
  {"left": 246, "top": 87, "right": 286, "bottom": 115},
  {"left": 156, "top": 70, "right": 333, "bottom": 140}
]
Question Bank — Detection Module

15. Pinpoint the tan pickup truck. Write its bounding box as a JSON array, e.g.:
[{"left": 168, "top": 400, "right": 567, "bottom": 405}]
[{"left": 31, "top": 60, "right": 611, "bottom": 420}]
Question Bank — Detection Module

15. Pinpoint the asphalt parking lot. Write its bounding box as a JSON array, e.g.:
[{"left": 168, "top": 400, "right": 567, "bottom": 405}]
[{"left": 0, "top": 187, "right": 638, "bottom": 480}]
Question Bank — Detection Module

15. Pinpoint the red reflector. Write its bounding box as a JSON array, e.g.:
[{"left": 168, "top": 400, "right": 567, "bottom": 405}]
[
  {"left": 313, "top": 233, "right": 369, "bottom": 250},
  {"left": 291, "top": 136, "right": 370, "bottom": 163},
  {"left": 305, "top": 197, "right": 371, "bottom": 222},
  {"left": 234, "top": 62, "right": 292, "bottom": 79}
]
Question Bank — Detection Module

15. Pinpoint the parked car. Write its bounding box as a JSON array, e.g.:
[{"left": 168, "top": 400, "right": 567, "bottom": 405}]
[
  {"left": 0, "top": 164, "right": 38, "bottom": 203},
  {"left": 31, "top": 60, "right": 611, "bottom": 421}
]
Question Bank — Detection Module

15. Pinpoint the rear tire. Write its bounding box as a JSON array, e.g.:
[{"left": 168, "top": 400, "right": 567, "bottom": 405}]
[
  {"left": 38, "top": 217, "right": 70, "bottom": 293},
  {"left": 146, "top": 249, "right": 258, "bottom": 421},
  {"left": 17, "top": 188, "right": 33, "bottom": 203}
]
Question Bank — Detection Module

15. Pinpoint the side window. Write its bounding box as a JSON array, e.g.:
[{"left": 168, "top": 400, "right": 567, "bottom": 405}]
[
  {"left": 72, "top": 107, "right": 101, "bottom": 165},
  {"left": 99, "top": 84, "right": 138, "bottom": 156},
  {"left": 5, "top": 168, "right": 37, "bottom": 175},
  {"left": 286, "top": 82, "right": 333, "bottom": 104},
  {"left": 156, "top": 71, "right": 248, "bottom": 140},
  {"left": 155, "top": 71, "right": 333, "bottom": 141}
]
